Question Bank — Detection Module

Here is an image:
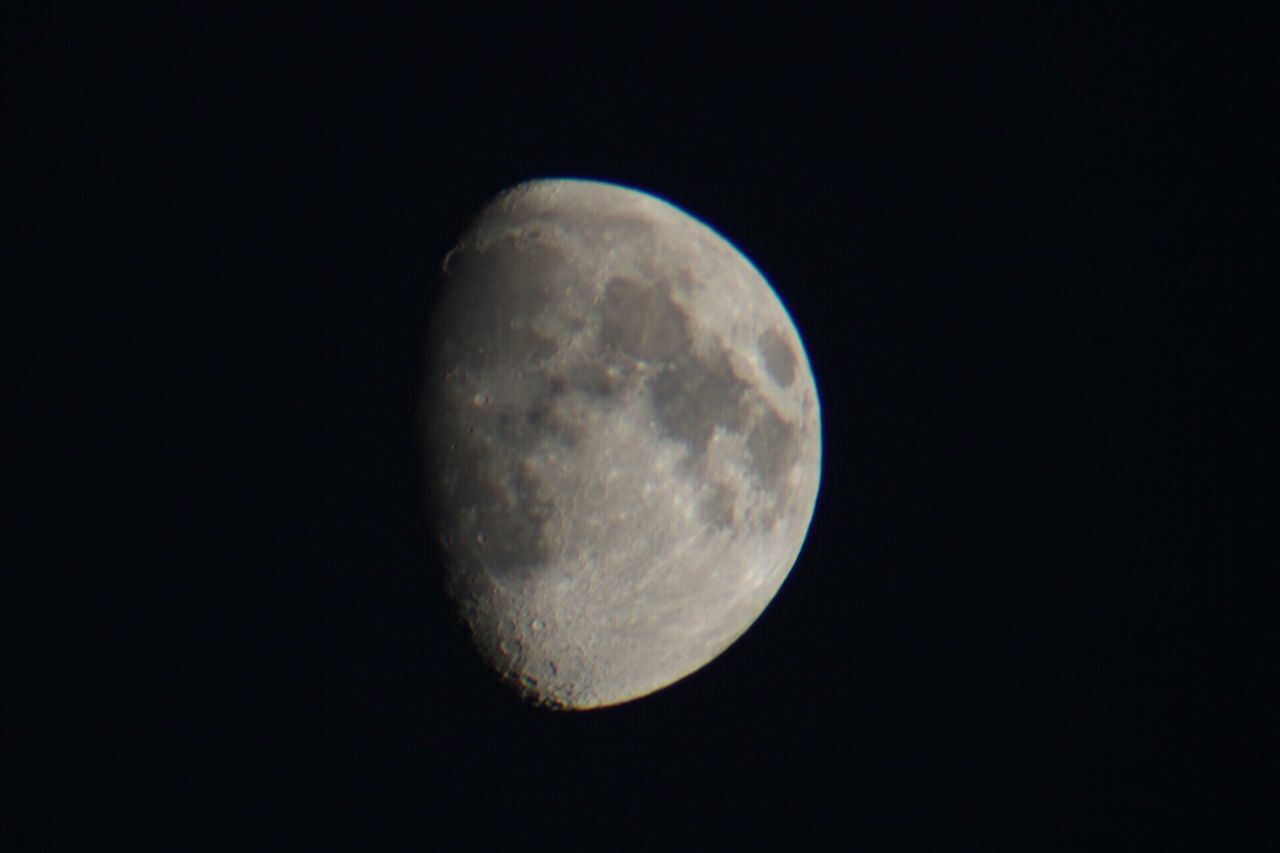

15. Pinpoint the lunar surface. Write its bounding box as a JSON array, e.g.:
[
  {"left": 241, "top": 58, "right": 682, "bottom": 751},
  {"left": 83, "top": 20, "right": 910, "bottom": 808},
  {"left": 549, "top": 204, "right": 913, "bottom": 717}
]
[{"left": 419, "top": 178, "right": 821, "bottom": 709}]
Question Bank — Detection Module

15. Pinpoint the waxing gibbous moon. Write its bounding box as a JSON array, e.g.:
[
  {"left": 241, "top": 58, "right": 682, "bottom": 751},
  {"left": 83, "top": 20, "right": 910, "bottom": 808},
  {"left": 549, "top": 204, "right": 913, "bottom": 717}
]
[{"left": 419, "top": 178, "right": 821, "bottom": 709}]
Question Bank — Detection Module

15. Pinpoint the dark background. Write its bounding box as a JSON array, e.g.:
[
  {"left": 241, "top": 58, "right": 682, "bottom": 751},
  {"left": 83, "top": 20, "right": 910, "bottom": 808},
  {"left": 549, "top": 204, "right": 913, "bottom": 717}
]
[{"left": 8, "top": 5, "right": 1267, "bottom": 849}]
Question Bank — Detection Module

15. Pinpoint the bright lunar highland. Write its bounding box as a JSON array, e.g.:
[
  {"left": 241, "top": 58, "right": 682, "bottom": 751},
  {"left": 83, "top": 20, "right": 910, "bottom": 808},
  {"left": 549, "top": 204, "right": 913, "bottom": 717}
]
[{"left": 420, "top": 179, "right": 821, "bottom": 709}]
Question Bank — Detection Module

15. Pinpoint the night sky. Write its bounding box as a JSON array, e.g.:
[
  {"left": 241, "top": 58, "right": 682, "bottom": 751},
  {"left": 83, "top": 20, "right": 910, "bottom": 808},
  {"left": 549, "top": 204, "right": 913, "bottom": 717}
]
[{"left": 10, "top": 6, "right": 1263, "bottom": 849}]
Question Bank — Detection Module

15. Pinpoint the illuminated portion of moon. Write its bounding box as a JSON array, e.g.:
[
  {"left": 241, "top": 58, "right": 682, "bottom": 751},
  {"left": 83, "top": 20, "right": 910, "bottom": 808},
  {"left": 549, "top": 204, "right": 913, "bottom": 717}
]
[{"left": 419, "top": 178, "right": 821, "bottom": 709}]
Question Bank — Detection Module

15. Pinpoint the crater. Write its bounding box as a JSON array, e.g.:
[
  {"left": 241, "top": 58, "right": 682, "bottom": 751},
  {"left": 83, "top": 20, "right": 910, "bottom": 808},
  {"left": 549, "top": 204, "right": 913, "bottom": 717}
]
[{"left": 758, "top": 327, "right": 796, "bottom": 387}]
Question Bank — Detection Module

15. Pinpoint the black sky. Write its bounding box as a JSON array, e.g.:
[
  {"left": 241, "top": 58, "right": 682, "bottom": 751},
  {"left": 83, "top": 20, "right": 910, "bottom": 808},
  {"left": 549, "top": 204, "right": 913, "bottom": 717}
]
[{"left": 8, "top": 5, "right": 1265, "bottom": 849}]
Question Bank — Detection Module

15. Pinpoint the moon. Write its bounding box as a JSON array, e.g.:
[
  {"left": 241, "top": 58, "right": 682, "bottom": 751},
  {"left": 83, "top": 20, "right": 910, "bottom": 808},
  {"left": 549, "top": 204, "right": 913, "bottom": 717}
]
[{"left": 419, "top": 178, "right": 821, "bottom": 709}]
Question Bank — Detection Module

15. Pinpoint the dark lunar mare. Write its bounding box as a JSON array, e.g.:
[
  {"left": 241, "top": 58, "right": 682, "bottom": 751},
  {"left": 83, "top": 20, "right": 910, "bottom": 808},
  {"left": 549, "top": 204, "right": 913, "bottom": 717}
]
[
  {"left": 597, "top": 273, "right": 799, "bottom": 500},
  {"left": 420, "top": 237, "right": 578, "bottom": 596},
  {"left": 424, "top": 231, "right": 803, "bottom": 580}
]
